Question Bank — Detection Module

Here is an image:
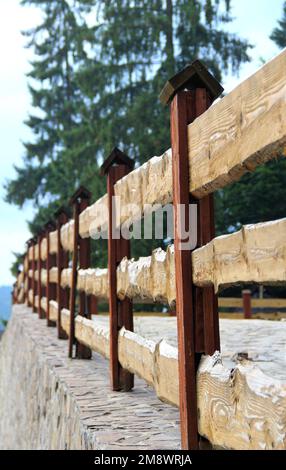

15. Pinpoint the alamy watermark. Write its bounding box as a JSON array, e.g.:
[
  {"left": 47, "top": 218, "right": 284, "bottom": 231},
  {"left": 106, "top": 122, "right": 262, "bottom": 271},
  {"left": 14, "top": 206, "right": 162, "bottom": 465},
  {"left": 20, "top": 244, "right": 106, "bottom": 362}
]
[{"left": 89, "top": 196, "right": 198, "bottom": 250}]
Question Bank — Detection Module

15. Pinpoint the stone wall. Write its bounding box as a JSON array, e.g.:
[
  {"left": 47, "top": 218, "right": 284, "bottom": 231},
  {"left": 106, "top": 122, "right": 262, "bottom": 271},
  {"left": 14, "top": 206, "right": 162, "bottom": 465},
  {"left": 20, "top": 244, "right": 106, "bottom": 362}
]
[{"left": 0, "top": 305, "right": 180, "bottom": 450}]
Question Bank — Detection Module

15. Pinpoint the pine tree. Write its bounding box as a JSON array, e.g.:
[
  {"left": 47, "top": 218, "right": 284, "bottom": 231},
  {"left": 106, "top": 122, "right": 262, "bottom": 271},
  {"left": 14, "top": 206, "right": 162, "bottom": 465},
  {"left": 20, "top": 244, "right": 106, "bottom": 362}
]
[
  {"left": 270, "top": 1, "right": 286, "bottom": 48},
  {"left": 78, "top": 0, "right": 251, "bottom": 165},
  {"left": 6, "top": 0, "right": 251, "bottom": 254},
  {"left": 215, "top": 1, "right": 286, "bottom": 236},
  {"left": 5, "top": 0, "right": 103, "bottom": 233}
]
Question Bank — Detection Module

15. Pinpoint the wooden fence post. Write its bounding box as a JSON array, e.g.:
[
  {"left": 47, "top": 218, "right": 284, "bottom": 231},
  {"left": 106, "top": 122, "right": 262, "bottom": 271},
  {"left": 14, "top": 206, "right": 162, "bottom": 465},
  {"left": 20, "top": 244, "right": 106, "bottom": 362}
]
[
  {"left": 31, "top": 237, "right": 37, "bottom": 313},
  {"left": 55, "top": 207, "right": 70, "bottom": 340},
  {"left": 45, "top": 221, "right": 57, "bottom": 327},
  {"left": 26, "top": 239, "right": 33, "bottom": 307},
  {"left": 242, "top": 289, "right": 252, "bottom": 319},
  {"left": 37, "top": 230, "right": 45, "bottom": 319},
  {"left": 77, "top": 189, "right": 92, "bottom": 359},
  {"left": 68, "top": 186, "right": 91, "bottom": 359},
  {"left": 23, "top": 253, "right": 27, "bottom": 304},
  {"left": 101, "top": 147, "right": 134, "bottom": 391},
  {"left": 90, "top": 295, "right": 98, "bottom": 315},
  {"left": 160, "top": 61, "right": 223, "bottom": 449}
]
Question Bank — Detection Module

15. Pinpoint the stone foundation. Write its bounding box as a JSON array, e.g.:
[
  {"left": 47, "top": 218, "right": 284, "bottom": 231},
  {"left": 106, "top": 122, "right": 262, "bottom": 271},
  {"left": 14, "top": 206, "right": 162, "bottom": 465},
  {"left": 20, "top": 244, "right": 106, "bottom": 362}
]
[{"left": 0, "top": 305, "right": 180, "bottom": 450}]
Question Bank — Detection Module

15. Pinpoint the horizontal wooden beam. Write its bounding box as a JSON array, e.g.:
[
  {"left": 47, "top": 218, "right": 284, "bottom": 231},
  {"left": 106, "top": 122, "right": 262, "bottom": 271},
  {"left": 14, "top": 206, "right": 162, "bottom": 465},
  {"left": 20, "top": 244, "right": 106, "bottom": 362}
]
[
  {"left": 76, "top": 50, "right": 286, "bottom": 237},
  {"left": 55, "top": 308, "right": 286, "bottom": 450},
  {"left": 59, "top": 217, "right": 286, "bottom": 303},
  {"left": 77, "top": 268, "right": 108, "bottom": 299},
  {"left": 188, "top": 49, "right": 286, "bottom": 197},
  {"left": 192, "top": 217, "right": 286, "bottom": 291}
]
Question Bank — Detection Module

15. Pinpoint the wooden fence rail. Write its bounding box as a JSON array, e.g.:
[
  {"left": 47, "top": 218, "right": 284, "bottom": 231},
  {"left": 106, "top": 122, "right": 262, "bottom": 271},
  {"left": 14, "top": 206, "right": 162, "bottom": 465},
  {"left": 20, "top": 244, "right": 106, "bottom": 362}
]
[{"left": 12, "top": 49, "right": 286, "bottom": 450}]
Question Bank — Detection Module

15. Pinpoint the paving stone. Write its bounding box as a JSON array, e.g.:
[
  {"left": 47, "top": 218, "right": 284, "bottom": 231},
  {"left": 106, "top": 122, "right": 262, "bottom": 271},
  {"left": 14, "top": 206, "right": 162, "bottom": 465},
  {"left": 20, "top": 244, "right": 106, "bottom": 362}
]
[{"left": 0, "top": 306, "right": 181, "bottom": 450}]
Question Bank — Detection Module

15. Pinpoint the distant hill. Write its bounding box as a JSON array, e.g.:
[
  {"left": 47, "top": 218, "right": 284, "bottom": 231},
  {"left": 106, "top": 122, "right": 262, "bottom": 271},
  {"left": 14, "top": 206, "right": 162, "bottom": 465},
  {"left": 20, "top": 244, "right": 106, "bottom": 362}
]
[{"left": 0, "top": 286, "right": 12, "bottom": 330}]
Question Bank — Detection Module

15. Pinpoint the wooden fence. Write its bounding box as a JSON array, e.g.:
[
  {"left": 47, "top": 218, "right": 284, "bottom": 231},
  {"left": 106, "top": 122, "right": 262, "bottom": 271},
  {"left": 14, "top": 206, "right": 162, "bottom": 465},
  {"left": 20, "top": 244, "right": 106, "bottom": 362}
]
[{"left": 12, "top": 49, "right": 286, "bottom": 450}]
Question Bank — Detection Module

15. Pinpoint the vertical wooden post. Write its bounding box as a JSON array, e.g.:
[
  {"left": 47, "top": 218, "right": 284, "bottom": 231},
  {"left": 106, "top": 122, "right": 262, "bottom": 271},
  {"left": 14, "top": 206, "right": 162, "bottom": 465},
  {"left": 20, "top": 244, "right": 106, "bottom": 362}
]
[
  {"left": 195, "top": 89, "right": 220, "bottom": 356},
  {"left": 32, "top": 237, "right": 37, "bottom": 313},
  {"left": 55, "top": 208, "right": 69, "bottom": 340},
  {"left": 160, "top": 61, "right": 223, "bottom": 450},
  {"left": 45, "top": 221, "right": 56, "bottom": 327},
  {"left": 68, "top": 187, "right": 91, "bottom": 359},
  {"left": 26, "top": 240, "right": 33, "bottom": 306},
  {"left": 76, "top": 192, "right": 92, "bottom": 359},
  {"left": 101, "top": 147, "right": 134, "bottom": 392},
  {"left": 26, "top": 242, "right": 31, "bottom": 307},
  {"left": 23, "top": 254, "right": 27, "bottom": 304},
  {"left": 242, "top": 289, "right": 252, "bottom": 319},
  {"left": 90, "top": 295, "right": 98, "bottom": 315},
  {"left": 11, "top": 284, "right": 14, "bottom": 305},
  {"left": 37, "top": 231, "right": 45, "bottom": 319}
]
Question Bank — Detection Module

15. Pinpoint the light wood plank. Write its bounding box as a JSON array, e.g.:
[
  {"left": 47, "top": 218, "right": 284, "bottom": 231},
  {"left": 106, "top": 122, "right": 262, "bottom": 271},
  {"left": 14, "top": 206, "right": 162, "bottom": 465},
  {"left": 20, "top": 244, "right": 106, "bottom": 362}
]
[
  {"left": 77, "top": 50, "right": 286, "bottom": 237},
  {"left": 218, "top": 298, "right": 243, "bottom": 308},
  {"left": 251, "top": 298, "right": 286, "bottom": 308},
  {"left": 58, "top": 309, "right": 286, "bottom": 450}
]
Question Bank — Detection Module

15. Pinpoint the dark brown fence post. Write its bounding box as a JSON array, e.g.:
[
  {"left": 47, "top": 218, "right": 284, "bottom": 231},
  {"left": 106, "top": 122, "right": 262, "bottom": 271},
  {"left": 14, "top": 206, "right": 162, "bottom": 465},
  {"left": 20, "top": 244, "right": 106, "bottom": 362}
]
[
  {"left": 55, "top": 207, "right": 69, "bottom": 340},
  {"left": 242, "top": 289, "right": 252, "bottom": 319},
  {"left": 12, "top": 282, "right": 16, "bottom": 304},
  {"left": 76, "top": 189, "right": 92, "bottom": 359},
  {"left": 32, "top": 237, "right": 37, "bottom": 313},
  {"left": 45, "top": 221, "right": 57, "bottom": 327},
  {"left": 26, "top": 239, "right": 33, "bottom": 307},
  {"left": 101, "top": 147, "right": 134, "bottom": 392},
  {"left": 68, "top": 186, "right": 91, "bottom": 359},
  {"left": 23, "top": 254, "right": 27, "bottom": 304},
  {"left": 90, "top": 295, "right": 98, "bottom": 315},
  {"left": 37, "top": 231, "right": 45, "bottom": 319},
  {"left": 160, "top": 61, "right": 223, "bottom": 450}
]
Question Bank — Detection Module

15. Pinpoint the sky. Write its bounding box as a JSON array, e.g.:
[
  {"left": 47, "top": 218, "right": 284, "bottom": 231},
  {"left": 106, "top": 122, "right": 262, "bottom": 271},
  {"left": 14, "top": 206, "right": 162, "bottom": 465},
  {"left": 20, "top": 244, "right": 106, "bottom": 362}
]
[{"left": 0, "top": 0, "right": 285, "bottom": 285}]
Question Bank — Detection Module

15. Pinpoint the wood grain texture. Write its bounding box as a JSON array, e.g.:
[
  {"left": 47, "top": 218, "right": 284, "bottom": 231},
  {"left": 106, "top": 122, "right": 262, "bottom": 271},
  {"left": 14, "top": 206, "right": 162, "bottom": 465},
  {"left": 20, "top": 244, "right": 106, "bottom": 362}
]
[
  {"left": 192, "top": 217, "right": 286, "bottom": 291},
  {"left": 73, "top": 217, "right": 286, "bottom": 302},
  {"left": 57, "top": 308, "right": 286, "bottom": 450},
  {"left": 48, "top": 216, "right": 286, "bottom": 309},
  {"left": 49, "top": 230, "right": 58, "bottom": 254},
  {"left": 75, "top": 49, "right": 286, "bottom": 237},
  {"left": 48, "top": 300, "right": 58, "bottom": 322},
  {"left": 77, "top": 268, "right": 108, "bottom": 299},
  {"left": 117, "top": 247, "right": 175, "bottom": 304},
  {"left": 40, "top": 238, "right": 47, "bottom": 261},
  {"left": 60, "top": 268, "right": 72, "bottom": 289},
  {"left": 60, "top": 220, "right": 74, "bottom": 252},
  {"left": 188, "top": 49, "right": 286, "bottom": 197},
  {"left": 28, "top": 246, "right": 33, "bottom": 261}
]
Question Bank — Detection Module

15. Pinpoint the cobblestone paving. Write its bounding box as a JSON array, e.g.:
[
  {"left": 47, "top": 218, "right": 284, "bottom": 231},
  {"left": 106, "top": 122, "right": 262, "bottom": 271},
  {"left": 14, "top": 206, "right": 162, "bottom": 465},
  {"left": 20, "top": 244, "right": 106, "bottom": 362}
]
[
  {"left": 94, "top": 315, "right": 286, "bottom": 380},
  {"left": 12, "top": 306, "right": 181, "bottom": 450}
]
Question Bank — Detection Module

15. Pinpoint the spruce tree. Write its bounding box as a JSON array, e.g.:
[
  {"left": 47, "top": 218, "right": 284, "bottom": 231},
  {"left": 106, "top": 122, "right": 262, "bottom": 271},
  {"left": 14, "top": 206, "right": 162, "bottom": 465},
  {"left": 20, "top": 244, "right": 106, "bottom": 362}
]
[
  {"left": 5, "top": 0, "right": 102, "bottom": 233},
  {"left": 270, "top": 1, "right": 286, "bottom": 48},
  {"left": 78, "top": 0, "right": 251, "bottom": 164},
  {"left": 215, "top": 1, "right": 286, "bottom": 236},
  {"left": 6, "top": 0, "right": 251, "bottom": 258}
]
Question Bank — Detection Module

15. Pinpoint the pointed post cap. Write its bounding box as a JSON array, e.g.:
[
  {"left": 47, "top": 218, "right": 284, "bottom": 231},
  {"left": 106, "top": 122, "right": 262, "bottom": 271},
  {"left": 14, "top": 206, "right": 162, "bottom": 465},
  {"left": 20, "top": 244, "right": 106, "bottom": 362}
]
[
  {"left": 54, "top": 205, "right": 70, "bottom": 219},
  {"left": 30, "top": 235, "right": 37, "bottom": 245},
  {"left": 44, "top": 220, "right": 56, "bottom": 232},
  {"left": 100, "top": 147, "right": 134, "bottom": 176},
  {"left": 159, "top": 59, "right": 224, "bottom": 106},
  {"left": 69, "top": 185, "right": 91, "bottom": 205},
  {"left": 26, "top": 237, "right": 34, "bottom": 247},
  {"left": 37, "top": 228, "right": 46, "bottom": 238}
]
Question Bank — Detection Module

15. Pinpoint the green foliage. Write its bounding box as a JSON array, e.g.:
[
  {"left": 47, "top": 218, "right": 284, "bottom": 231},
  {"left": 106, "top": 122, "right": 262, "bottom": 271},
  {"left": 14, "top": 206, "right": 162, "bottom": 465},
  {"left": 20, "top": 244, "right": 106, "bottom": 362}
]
[
  {"left": 215, "top": 158, "right": 286, "bottom": 235},
  {"left": 270, "top": 1, "right": 286, "bottom": 48},
  {"left": 78, "top": 0, "right": 251, "bottom": 164},
  {"left": 5, "top": 0, "right": 102, "bottom": 235},
  {"left": 10, "top": 253, "right": 25, "bottom": 278},
  {"left": 5, "top": 0, "right": 251, "bottom": 275},
  {"left": 215, "top": 2, "right": 286, "bottom": 237},
  {"left": 0, "top": 319, "right": 8, "bottom": 330}
]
